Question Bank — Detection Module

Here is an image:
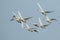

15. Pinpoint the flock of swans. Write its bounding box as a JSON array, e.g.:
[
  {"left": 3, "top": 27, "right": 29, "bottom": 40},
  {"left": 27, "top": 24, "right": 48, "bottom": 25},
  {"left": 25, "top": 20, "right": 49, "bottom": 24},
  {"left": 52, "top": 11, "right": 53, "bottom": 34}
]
[{"left": 10, "top": 2, "right": 56, "bottom": 33}]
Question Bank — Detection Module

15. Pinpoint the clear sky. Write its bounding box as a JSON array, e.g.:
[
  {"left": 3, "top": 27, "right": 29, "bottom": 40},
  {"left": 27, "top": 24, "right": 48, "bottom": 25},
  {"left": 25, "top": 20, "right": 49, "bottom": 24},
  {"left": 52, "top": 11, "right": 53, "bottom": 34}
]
[{"left": 0, "top": 0, "right": 60, "bottom": 40}]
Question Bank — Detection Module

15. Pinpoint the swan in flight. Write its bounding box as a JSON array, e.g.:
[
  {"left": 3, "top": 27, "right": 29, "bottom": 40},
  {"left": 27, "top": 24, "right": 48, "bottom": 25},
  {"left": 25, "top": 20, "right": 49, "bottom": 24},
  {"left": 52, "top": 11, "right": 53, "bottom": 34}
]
[
  {"left": 45, "top": 16, "right": 57, "bottom": 23},
  {"left": 10, "top": 11, "right": 32, "bottom": 23},
  {"left": 39, "top": 18, "right": 49, "bottom": 28},
  {"left": 37, "top": 3, "right": 53, "bottom": 16},
  {"left": 32, "top": 18, "right": 49, "bottom": 29},
  {"left": 24, "top": 24, "right": 39, "bottom": 32}
]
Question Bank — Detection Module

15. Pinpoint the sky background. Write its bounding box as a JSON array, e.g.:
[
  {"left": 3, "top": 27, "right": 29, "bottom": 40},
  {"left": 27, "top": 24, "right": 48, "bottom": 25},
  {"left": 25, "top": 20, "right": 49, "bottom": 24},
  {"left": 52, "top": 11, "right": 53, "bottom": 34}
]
[{"left": 0, "top": 0, "right": 60, "bottom": 40}]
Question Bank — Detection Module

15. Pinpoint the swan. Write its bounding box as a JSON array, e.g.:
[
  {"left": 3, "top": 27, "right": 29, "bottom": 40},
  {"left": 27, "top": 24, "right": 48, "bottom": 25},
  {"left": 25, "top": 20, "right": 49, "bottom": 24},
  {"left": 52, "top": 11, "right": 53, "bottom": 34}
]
[
  {"left": 39, "top": 18, "right": 49, "bottom": 28},
  {"left": 10, "top": 11, "right": 32, "bottom": 23},
  {"left": 45, "top": 16, "right": 56, "bottom": 23},
  {"left": 24, "top": 24, "right": 39, "bottom": 32},
  {"left": 37, "top": 3, "right": 53, "bottom": 16}
]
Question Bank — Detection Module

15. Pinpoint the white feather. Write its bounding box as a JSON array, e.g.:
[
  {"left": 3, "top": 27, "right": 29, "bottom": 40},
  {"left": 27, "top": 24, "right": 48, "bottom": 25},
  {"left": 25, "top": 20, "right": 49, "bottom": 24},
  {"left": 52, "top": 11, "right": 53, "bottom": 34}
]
[
  {"left": 46, "top": 16, "right": 50, "bottom": 21},
  {"left": 26, "top": 24, "right": 30, "bottom": 29},
  {"left": 37, "top": 3, "right": 44, "bottom": 12},
  {"left": 12, "top": 11, "right": 18, "bottom": 17},
  {"left": 17, "top": 11, "right": 23, "bottom": 19},
  {"left": 39, "top": 18, "right": 43, "bottom": 25},
  {"left": 21, "top": 21, "right": 24, "bottom": 28}
]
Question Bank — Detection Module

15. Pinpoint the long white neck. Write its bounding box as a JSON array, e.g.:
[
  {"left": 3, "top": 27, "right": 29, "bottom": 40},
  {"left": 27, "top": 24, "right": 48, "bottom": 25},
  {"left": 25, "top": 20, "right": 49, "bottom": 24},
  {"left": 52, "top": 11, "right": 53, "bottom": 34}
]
[
  {"left": 39, "top": 18, "right": 43, "bottom": 25},
  {"left": 37, "top": 3, "right": 44, "bottom": 12}
]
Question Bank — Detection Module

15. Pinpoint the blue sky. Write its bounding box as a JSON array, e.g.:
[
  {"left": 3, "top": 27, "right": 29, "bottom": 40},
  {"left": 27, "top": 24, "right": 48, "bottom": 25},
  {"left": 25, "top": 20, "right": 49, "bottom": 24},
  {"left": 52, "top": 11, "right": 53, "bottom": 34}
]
[{"left": 0, "top": 0, "right": 60, "bottom": 40}]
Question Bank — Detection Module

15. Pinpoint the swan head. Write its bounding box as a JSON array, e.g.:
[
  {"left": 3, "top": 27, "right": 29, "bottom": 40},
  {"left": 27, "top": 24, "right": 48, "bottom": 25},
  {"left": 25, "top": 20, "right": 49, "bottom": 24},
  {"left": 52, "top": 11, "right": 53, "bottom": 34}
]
[{"left": 10, "top": 15, "right": 16, "bottom": 21}]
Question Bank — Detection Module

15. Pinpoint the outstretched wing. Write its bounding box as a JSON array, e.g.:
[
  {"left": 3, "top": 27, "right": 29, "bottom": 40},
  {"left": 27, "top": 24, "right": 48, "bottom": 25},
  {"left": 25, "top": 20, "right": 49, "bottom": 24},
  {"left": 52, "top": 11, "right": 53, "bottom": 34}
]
[
  {"left": 33, "top": 23, "right": 39, "bottom": 27},
  {"left": 41, "top": 24, "right": 49, "bottom": 28},
  {"left": 39, "top": 18, "right": 43, "bottom": 25},
  {"left": 37, "top": 3, "right": 44, "bottom": 12},
  {"left": 26, "top": 24, "right": 30, "bottom": 28},
  {"left": 30, "top": 27, "right": 37, "bottom": 29},
  {"left": 12, "top": 11, "right": 18, "bottom": 17},
  {"left": 51, "top": 19, "right": 57, "bottom": 21},
  {"left": 21, "top": 21, "right": 24, "bottom": 28},
  {"left": 33, "top": 29, "right": 39, "bottom": 32},
  {"left": 44, "top": 24, "right": 49, "bottom": 26},
  {"left": 45, "top": 11, "right": 54, "bottom": 13},
  {"left": 17, "top": 11, "right": 23, "bottom": 19},
  {"left": 46, "top": 16, "right": 50, "bottom": 21},
  {"left": 24, "top": 17, "right": 32, "bottom": 20}
]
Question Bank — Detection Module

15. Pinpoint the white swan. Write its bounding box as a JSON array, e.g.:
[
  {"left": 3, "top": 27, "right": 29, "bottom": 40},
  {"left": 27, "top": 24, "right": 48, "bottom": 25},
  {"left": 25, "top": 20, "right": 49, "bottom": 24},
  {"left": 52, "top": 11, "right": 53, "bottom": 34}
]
[
  {"left": 39, "top": 18, "right": 49, "bottom": 29},
  {"left": 32, "top": 18, "right": 49, "bottom": 29},
  {"left": 24, "top": 24, "right": 39, "bottom": 32},
  {"left": 37, "top": 3, "right": 53, "bottom": 16},
  {"left": 10, "top": 11, "right": 32, "bottom": 23},
  {"left": 46, "top": 16, "right": 56, "bottom": 23}
]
